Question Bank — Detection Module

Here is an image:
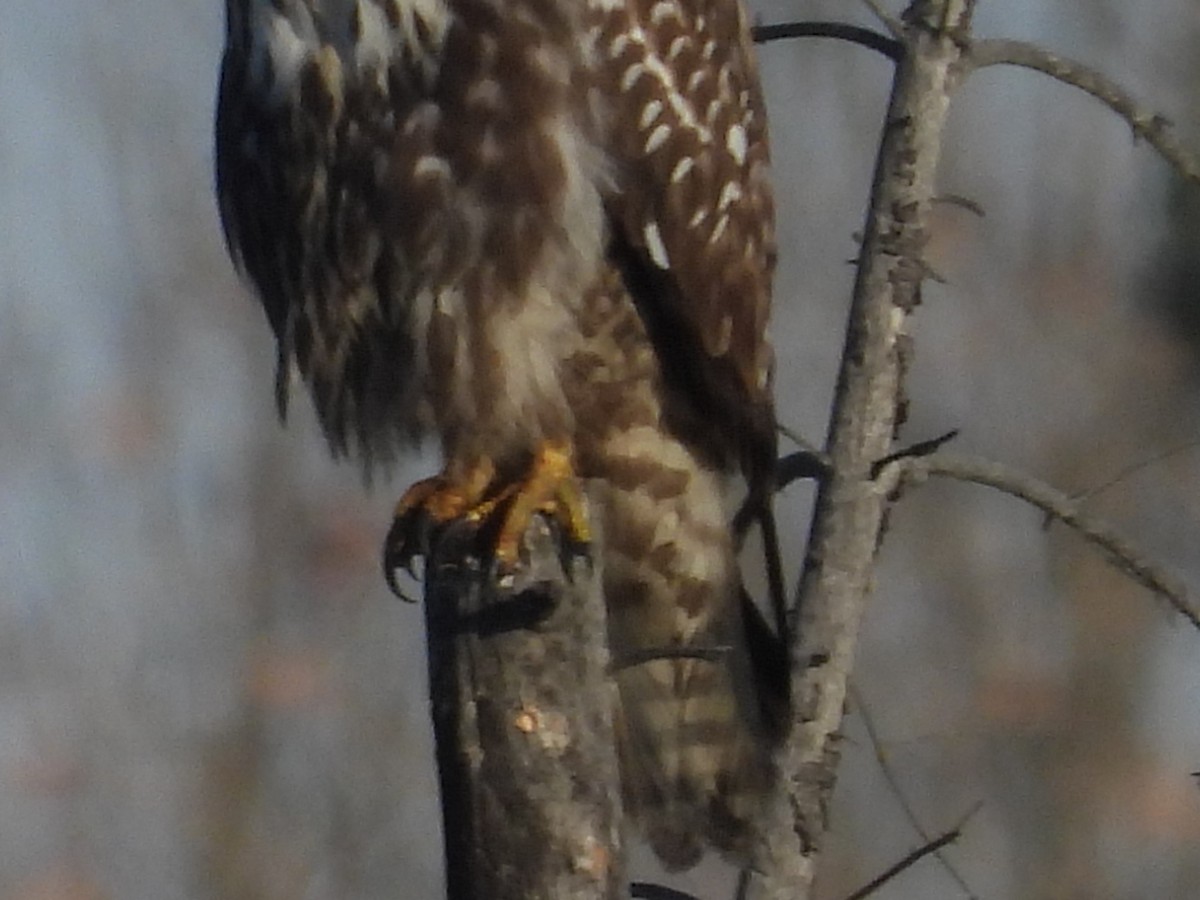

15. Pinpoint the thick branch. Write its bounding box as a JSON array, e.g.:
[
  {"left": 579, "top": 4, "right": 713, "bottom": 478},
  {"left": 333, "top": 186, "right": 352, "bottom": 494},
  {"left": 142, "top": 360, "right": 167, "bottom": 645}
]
[
  {"left": 424, "top": 521, "right": 627, "bottom": 900},
  {"left": 966, "top": 39, "right": 1200, "bottom": 185},
  {"left": 878, "top": 453, "right": 1200, "bottom": 629},
  {"left": 745, "top": 3, "right": 974, "bottom": 897}
]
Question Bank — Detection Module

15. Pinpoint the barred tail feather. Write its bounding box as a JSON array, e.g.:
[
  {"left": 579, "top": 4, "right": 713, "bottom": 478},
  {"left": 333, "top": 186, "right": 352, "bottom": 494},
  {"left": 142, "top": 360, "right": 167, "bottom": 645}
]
[
  {"left": 614, "top": 646, "right": 775, "bottom": 869},
  {"left": 590, "top": 445, "right": 777, "bottom": 869}
]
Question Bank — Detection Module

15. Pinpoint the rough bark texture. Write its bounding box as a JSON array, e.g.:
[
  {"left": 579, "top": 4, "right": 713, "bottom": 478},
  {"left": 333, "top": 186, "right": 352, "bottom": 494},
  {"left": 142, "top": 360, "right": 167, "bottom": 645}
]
[
  {"left": 746, "top": 3, "right": 974, "bottom": 897},
  {"left": 424, "top": 520, "right": 627, "bottom": 900}
]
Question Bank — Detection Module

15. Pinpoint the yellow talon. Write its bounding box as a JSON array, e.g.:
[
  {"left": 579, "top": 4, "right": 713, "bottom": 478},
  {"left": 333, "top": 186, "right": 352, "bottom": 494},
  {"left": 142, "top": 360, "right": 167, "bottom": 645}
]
[
  {"left": 383, "top": 440, "right": 591, "bottom": 593},
  {"left": 492, "top": 441, "right": 590, "bottom": 566},
  {"left": 392, "top": 457, "right": 496, "bottom": 524}
]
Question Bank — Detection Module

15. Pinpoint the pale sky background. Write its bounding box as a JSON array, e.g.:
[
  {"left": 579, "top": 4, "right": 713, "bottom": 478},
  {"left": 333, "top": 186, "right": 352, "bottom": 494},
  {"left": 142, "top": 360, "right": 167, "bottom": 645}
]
[{"left": 2, "top": 1, "right": 1199, "bottom": 898}]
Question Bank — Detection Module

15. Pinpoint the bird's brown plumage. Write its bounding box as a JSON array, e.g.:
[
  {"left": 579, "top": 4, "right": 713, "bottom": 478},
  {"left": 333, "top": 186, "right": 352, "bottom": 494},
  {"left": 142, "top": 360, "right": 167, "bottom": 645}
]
[{"left": 217, "top": 0, "right": 778, "bottom": 867}]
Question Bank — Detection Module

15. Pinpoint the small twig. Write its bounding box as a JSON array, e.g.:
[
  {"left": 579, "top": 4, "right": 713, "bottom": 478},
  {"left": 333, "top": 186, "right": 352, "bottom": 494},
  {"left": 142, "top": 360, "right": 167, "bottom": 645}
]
[
  {"left": 966, "top": 39, "right": 1200, "bottom": 186},
  {"left": 878, "top": 453, "right": 1200, "bottom": 629},
  {"left": 871, "top": 428, "right": 960, "bottom": 477},
  {"left": 753, "top": 21, "right": 902, "bottom": 61},
  {"left": 860, "top": 0, "right": 905, "bottom": 41},
  {"left": 850, "top": 682, "right": 979, "bottom": 898},
  {"left": 933, "top": 193, "right": 987, "bottom": 217},
  {"left": 1072, "top": 438, "right": 1200, "bottom": 508},
  {"left": 777, "top": 422, "right": 820, "bottom": 451},
  {"left": 842, "top": 807, "right": 978, "bottom": 900}
]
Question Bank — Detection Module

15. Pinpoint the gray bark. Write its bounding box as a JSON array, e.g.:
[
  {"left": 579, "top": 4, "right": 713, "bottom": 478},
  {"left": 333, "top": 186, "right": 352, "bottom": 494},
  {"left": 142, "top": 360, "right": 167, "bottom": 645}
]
[
  {"left": 423, "top": 519, "right": 628, "bottom": 900},
  {"left": 746, "top": 3, "right": 974, "bottom": 897}
]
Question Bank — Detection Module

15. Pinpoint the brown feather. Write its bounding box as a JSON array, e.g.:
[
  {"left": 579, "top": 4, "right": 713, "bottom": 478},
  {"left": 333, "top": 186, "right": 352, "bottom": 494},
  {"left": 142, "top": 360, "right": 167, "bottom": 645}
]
[{"left": 216, "top": 0, "right": 780, "bottom": 867}]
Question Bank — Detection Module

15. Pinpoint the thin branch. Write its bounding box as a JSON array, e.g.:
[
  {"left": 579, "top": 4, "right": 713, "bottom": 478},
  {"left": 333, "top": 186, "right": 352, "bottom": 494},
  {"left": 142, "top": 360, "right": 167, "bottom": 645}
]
[
  {"left": 777, "top": 422, "right": 823, "bottom": 453},
  {"left": 753, "top": 21, "right": 902, "bottom": 61},
  {"left": 933, "top": 193, "right": 987, "bottom": 217},
  {"left": 871, "top": 428, "right": 959, "bottom": 476},
  {"left": 878, "top": 453, "right": 1200, "bottom": 630},
  {"left": 1072, "top": 438, "right": 1200, "bottom": 507},
  {"left": 966, "top": 39, "right": 1200, "bottom": 186},
  {"left": 850, "top": 683, "right": 978, "bottom": 898},
  {"left": 860, "top": 0, "right": 906, "bottom": 41},
  {"left": 842, "top": 808, "right": 977, "bottom": 900}
]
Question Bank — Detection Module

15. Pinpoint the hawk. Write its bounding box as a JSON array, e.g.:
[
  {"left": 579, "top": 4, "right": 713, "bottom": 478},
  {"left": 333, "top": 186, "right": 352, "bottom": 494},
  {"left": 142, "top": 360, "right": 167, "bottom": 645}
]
[{"left": 217, "top": 0, "right": 779, "bottom": 868}]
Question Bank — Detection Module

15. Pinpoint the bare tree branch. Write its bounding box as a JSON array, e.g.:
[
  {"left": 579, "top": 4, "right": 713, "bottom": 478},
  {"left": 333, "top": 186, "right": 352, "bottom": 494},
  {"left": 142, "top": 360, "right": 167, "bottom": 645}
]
[
  {"left": 877, "top": 453, "right": 1200, "bottom": 630},
  {"left": 745, "top": 3, "right": 976, "bottom": 897},
  {"left": 423, "top": 519, "right": 627, "bottom": 900},
  {"left": 746, "top": 6, "right": 1200, "bottom": 899},
  {"left": 965, "top": 39, "right": 1200, "bottom": 185}
]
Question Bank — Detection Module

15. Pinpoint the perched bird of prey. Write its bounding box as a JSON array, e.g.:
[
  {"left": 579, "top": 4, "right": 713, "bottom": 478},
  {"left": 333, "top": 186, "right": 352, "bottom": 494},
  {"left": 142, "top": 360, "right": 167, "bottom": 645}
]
[{"left": 216, "top": 0, "right": 779, "bottom": 868}]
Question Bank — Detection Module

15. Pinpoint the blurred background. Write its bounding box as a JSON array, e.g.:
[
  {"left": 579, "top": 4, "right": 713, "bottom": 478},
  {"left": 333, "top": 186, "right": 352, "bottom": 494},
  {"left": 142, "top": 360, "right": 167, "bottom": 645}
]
[{"left": 2, "top": 1, "right": 1199, "bottom": 897}]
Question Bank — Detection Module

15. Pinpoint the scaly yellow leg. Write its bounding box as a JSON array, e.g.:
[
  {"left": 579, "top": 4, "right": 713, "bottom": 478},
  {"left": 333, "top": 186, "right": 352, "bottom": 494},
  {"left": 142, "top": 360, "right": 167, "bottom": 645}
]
[
  {"left": 476, "top": 440, "right": 592, "bottom": 568},
  {"left": 391, "top": 457, "right": 496, "bottom": 524}
]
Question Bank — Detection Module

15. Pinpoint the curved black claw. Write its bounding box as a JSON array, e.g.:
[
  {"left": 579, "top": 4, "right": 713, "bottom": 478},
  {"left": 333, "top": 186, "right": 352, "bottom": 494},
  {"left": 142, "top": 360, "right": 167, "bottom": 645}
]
[
  {"left": 461, "top": 513, "right": 589, "bottom": 596},
  {"left": 382, "top": 508, "right": 435, "bottom": 602},
  {"left": 556, "top": 531, "right": 594, "bottom": 583},
  {"left": 384, "top": 508, "right": 594, "bottom": 600}
]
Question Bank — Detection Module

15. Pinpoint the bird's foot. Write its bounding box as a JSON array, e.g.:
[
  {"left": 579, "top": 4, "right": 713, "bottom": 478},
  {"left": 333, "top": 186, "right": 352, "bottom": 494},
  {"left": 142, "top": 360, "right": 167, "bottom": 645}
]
[
  {"left": 383, "top": 458, "right": 496, "bottom": 598},
  {"left": 383, "top": 441, "right": 592, "bottom": 598},
  {"left": 470, "top": 440, "right": 592, "bottom": 573}
]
